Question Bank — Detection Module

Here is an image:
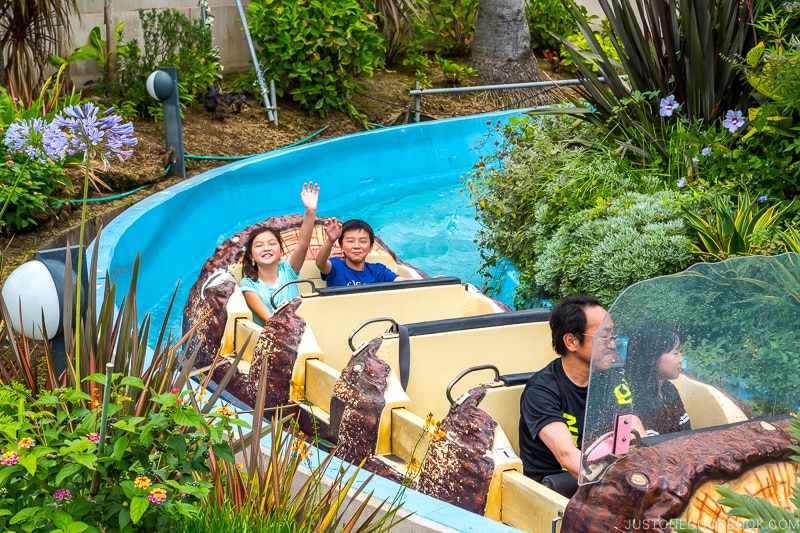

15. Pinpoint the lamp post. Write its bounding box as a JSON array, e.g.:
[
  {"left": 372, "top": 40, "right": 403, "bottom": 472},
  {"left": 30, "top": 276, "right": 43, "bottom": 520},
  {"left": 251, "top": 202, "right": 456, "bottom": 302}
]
[
  {"left": 147, "top": 67, "right": 186, "bottom": 178},
  {"left": 1, "top": 246, "right": 88, "bottom": 375}
]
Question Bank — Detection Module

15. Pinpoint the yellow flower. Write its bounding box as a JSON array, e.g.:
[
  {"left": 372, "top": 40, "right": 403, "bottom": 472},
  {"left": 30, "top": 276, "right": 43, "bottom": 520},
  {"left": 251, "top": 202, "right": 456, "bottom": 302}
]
[
  {"left": 406, "top": 457, "right": 420, "bottom": 477},
  {"left": 216, "top": 405, "right": 235, "bottom": 417},
  {"left": 134, "top": 476, "right": 152, "bottom": 489},
  {"left": 18, "top": 437, "right": 35, "bottom": 449}
]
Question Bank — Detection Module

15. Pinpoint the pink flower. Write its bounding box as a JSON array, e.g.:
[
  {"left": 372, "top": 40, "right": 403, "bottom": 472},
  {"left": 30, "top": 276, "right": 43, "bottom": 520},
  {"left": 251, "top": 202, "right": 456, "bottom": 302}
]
[
  {"left": 86, "top": 433, "right": 100, "bottom": 443},
  {"left": 18, "top": 437, "right": 35, "bottom": 448},
  {"left": 148, "top": 488, "right": 167, "bottom": 504},
  {"left": 54, "top": 488, "right": 72, "bottom": 500},
  {"left": 1, "top": 451, "right": 18, "bottom": 466}
]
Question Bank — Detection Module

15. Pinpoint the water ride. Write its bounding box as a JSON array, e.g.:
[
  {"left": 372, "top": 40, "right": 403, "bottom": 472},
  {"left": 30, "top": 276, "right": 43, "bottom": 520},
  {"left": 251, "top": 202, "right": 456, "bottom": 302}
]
[{"left": 183, "top": 202, "right": 800, "bottom": 533}]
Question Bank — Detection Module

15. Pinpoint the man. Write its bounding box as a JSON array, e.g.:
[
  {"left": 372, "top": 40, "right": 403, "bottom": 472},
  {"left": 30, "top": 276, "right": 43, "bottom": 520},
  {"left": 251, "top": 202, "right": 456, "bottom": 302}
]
[{"left": 518, "top": 294, "right": 640, "bottom": 489}]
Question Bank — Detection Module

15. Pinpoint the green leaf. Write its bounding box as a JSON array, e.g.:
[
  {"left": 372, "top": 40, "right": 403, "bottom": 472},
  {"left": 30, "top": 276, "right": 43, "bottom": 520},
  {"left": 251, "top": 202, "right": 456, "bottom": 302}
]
[
  {"left": 113, "top": 436, "right": 129, "bottom": 461},
  {"left": 129, "top": 497, "right": 149, "bottom": 524},
  {"left": 53, "top": 509, "right": 73, "bottom": 529},
  {"left": 211, "top": 443, "right": 235, "bottom": 463},
  {"left": 18, "top": 453, "right": 36, "bottom": 475},
  {"left": 56, "top": 463, "right": 84, "bottom": 486},
  {"left": 119, "top": 376, "right": 145, "bottom": 389},
  {"left": 10, "top": 507, "right": 38, "bottom": 524}
]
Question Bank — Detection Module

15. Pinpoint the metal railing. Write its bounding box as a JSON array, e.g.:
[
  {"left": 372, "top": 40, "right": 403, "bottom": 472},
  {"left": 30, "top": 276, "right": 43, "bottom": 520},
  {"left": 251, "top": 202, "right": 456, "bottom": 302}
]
[{"left": 408, "top": 77, "right": 604, "bottom": 122}]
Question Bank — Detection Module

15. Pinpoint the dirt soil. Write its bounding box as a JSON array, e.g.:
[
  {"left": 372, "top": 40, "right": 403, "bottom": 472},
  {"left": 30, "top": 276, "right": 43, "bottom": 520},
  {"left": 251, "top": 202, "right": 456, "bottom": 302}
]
[{"left": 0, "top": 60, "right": 573, "bottom": 272}]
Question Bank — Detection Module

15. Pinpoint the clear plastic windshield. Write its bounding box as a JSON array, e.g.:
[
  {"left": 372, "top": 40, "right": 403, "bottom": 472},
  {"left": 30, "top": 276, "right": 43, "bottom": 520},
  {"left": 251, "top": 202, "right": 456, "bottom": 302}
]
[{"left": 579, "top": 253, "right": 800, "bottom": 485}]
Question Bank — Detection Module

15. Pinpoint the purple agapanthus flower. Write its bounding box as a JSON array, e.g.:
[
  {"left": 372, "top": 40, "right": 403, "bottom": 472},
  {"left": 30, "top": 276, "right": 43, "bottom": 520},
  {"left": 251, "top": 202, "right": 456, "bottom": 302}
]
[
  {"left": 677, "top": 178, "right": 687, "bottom": 188},
  {"left": 722, "top": 110, "right": 746, "bottom": 132},
  {"left": 691, "top": 157, "right": 699, "bottom": 164},
  {"left": 659, "top": 95, "right": 680, "bottom": 117},
  {"left": 51, "top": 103, "right": 138, "bottom": 170},
  {"left": 701, "top": 147, "right": 712, "bottom": 156},
  {"left": 4, "top": 118, "right": 68, "bottom": 163},
  {"left": 758, "top": 195, "right": 768, "bottom": 203}
]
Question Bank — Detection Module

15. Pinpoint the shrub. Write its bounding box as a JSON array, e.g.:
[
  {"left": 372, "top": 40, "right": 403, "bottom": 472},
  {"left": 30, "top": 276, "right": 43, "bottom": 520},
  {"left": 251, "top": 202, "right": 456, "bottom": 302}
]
[
  {"left": 526, "top": 0, "right": 586, "bottom": 54},
  {"left": 464, "top": 114, "right": 688, "bottom": 305},
  {"left": 411, "top": 0, "right": 478, "bottom": 58},
  {"left": 0, "top": 381, "right": 240, "bottom": 532},
  {"left": 116, "top": 8, "right": 222, "bottom": 118},
  {"left": 247, "top": 0, "right": 385, "bottom": 117},
  {"left": 533, "top": 191, "right": 693, "bottom": 305}
]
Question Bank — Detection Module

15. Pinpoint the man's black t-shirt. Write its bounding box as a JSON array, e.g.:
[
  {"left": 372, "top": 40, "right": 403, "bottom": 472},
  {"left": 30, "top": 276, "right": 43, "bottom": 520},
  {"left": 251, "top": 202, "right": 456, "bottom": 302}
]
[
  {"left": 518, "top": 359, "right": 633, "bottom": 481},
  {"left": 518, "top": 358, "right": 586, "bottom": 481}
]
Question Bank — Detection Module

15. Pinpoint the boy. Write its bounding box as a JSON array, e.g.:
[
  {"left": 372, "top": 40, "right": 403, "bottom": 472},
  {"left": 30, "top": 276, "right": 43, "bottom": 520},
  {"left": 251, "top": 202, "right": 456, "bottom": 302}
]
[{"left": 316, "top": 218, "right": 410, "bottom": 287}]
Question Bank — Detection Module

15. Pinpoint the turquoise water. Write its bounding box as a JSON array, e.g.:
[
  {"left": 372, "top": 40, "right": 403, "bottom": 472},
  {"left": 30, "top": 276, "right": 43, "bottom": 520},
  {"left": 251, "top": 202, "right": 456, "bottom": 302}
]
[{"left": 336, "top": 182, "right": 485, "bottom": 286}]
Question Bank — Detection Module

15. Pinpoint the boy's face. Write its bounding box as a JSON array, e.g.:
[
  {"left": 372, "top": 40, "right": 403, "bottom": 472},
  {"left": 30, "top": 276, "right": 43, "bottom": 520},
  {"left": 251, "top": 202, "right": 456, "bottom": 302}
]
[{"left": 341, "top": 229, "right": 373, "bottom": 265}]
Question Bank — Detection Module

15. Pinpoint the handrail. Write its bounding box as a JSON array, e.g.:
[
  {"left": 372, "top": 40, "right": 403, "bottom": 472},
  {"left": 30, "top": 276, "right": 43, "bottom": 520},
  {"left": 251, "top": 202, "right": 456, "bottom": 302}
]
[{"left": 409, "top": 77, "right": 606, "bottom": 122}]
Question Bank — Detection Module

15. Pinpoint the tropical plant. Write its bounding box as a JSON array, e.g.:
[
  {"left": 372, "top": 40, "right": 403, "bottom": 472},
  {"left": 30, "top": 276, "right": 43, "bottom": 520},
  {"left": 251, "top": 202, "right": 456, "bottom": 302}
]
[
  {"left": 194, "top": 407, "right": 407, "bottom": 532},
  {"left": 0, "top": 69, "right": 78, "bottom": 233},
  {"left": 534, "top": 0, "right": 750, "bottom": 160},
  {"left": 247, "top": 0, "right": 385, "bottom": 117},
  {"left": 0, "top": 0, "right": 78, "bottom": 104},
  {"left": 682, "top": 193, "right": 793, "bottom": 260},
  {"left": 368, "top": 0, "right": 420, "bottom": 64},
  {"left": 411, "top": 0, "right": 478, "bottom": 58},
  {"left": 436, "top": 56, "right": 477, "bottom": 86},
  {"left": 463, "top": 114, "right": 692, "bottom": 306},
  {"left": 0, "top": 380, "right": 241, "bottom": 532}
]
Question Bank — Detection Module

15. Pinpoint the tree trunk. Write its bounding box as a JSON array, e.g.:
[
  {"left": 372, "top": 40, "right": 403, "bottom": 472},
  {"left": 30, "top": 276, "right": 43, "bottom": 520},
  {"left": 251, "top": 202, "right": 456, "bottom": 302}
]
[
  {"left": 470, "top": 0, "right": 550, "bottom": 106},
  {"left": 104, "top": 0, "right": 115, "bottom": 85}
]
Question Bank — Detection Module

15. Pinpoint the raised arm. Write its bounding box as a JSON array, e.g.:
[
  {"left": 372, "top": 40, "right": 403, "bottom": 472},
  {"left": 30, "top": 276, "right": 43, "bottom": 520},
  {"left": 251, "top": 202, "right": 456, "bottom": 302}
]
[
  {"left": 315, "top": 218, "right": 341, "bottom": 275},
  {"left": 288, "top": 182, "right": 319, "bottom": 274}
]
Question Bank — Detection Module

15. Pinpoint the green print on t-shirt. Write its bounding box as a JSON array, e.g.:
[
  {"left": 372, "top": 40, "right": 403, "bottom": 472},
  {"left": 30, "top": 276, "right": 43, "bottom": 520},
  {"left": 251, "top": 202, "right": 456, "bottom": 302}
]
[{"left": 563, "top": 412, "right": 579, "bottom": 446}]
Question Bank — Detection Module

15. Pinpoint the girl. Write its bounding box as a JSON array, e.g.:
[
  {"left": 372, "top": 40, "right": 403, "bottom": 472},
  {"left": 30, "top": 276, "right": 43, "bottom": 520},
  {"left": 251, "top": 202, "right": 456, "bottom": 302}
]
[
  {"left": 624, "top": 321, "right": 691, "bottom": 436},
  {"left": 240, "top": 182, "right": 319, "bottom": 325}
]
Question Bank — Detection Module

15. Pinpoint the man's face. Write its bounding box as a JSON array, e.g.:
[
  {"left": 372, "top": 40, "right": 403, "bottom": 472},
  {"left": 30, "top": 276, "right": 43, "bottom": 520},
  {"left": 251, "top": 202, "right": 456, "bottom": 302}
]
[{"left": 578, "top": 306, "right": 617, "bottom": 371}]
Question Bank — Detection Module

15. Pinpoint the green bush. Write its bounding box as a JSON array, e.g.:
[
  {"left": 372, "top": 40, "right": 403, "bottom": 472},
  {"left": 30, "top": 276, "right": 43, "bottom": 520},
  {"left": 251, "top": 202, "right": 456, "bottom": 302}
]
[
  {"left": 534, "top": 191, "right": 693, "bottom": 305},
  {"left": 116, "top": 8, "right": 222, "bottom": 118},
  {"left": 526, "top": 0, "right": 587, "bottom": 54},
  {"left": 411, "top": 0, "right": 478, "bottom": 58},
  {"left": 464, "top": 114, "right": 691, "bottom": 305},
  {"left": 0, "top": 381, "right": 241, "bottom": 532},
  {"left": 247, "top": 0, "right": 385, "bottom": 116}
]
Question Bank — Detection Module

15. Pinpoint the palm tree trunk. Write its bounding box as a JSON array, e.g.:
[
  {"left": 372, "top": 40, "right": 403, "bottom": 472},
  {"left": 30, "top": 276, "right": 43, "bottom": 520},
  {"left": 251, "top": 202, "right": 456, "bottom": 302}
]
[{"left": 470, "top": 0, "right": 551, "bottom": 106}]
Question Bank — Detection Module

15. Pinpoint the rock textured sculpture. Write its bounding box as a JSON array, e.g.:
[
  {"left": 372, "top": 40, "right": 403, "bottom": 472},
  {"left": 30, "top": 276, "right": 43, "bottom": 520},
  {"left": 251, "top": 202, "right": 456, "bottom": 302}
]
[{"left": 562, "top": 418, "right": 798, "bottom": 532}]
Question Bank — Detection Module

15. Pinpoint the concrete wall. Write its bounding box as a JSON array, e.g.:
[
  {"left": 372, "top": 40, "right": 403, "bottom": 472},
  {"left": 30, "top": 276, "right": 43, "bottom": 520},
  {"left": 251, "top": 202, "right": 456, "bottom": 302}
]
[
  {"left": 66, "top": 0, "right": 604, "bottom": 87},
  {"left": 68, "top": 0, "right": 254, "bottom": 87}
]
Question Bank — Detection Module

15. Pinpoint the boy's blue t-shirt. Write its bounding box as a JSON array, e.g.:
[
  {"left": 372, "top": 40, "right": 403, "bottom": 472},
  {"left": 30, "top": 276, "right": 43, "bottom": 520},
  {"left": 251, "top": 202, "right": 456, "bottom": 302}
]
[
  {"left": 239, "top": 260, "right": 299, "bottom": 326},
  {"left": 321, "top": 256, "right": 398, "bottom": 287}
]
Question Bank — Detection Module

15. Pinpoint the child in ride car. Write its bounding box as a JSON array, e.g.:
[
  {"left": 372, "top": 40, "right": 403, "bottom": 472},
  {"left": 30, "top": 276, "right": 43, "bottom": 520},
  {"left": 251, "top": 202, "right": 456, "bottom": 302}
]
[
  {"left": 240, "top": 182, "right": 319, "bottom": 325},
  {"left": 315, "top": 218, "right": 410, "bottom": 287}
]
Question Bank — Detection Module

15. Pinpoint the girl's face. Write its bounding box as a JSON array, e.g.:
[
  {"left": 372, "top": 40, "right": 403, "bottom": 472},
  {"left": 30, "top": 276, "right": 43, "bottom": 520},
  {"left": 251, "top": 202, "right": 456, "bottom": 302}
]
[
  {"left": 657, "top": 341, "right": 683, "bottom": 380},
  {"left": 250, "top": 231, "right": 282, "bottom": 268}
]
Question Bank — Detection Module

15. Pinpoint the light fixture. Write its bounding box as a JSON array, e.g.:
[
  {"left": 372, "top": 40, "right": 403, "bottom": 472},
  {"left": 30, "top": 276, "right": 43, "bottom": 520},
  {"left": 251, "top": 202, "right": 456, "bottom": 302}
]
[
  {"left": 147, "top": 67, "right": 185, "bottom": 178},
  {"left": 0, "top": 246, "right": 87, "bottom": 373}
]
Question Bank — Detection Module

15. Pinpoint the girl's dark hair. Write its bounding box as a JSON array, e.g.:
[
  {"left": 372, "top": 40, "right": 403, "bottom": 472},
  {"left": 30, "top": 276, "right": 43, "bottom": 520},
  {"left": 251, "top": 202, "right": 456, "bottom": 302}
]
[
  {"left": 339, "top": 219, "right": 375, "bottom": 246},
  {"left": 624, "top": 321, "right": 680, "bottom": 392},
  {"left": 242, "top": 227, "right": 283, "bottom": 280}
]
